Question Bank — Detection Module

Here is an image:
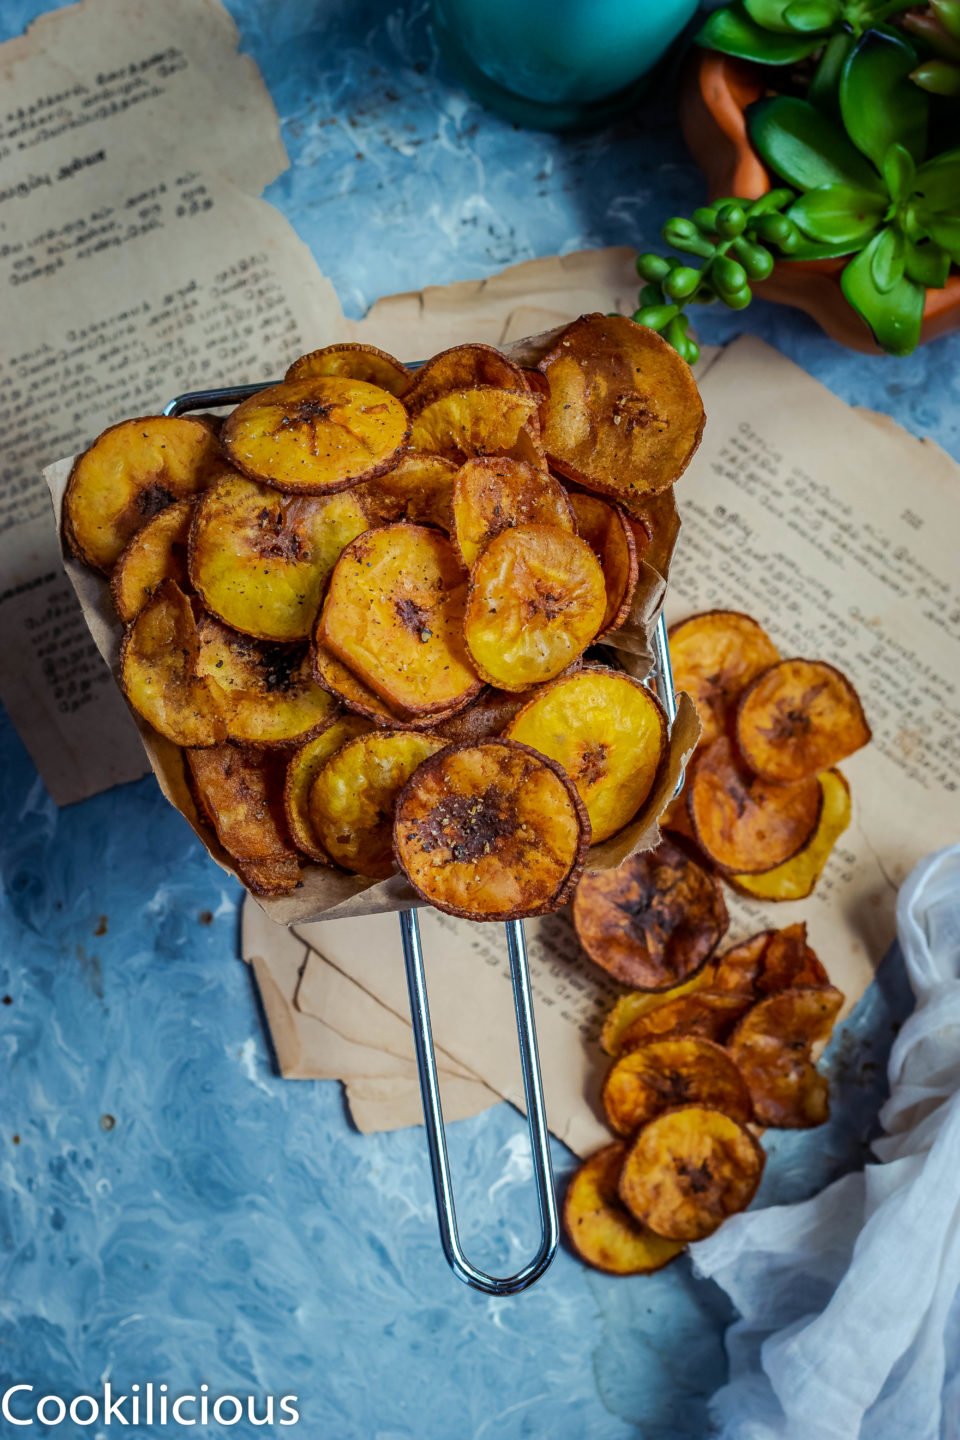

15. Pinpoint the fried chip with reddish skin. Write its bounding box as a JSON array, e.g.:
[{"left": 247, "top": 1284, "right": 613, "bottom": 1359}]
[
  {"left": 195, "top": 617, "right": 338, "bottom": 747},
  {"left": 393, "top": 739, "right": 590, "bottom": 920},
  {"left": 756, "top": 923, "right": 831, "bottom": 995},
  {"left": 600, "top": 969, "right": 719, "bottom": 1056},
  {"left": 736, "top": 659, "right": 871, "bottom": 783},
  {"left": 355, "top": 453, "right": 457, "bottom": 532},
  {"left": 309, "top": 730, "right": 447, "bottom": 878},
  {"left": 538, "top": 314, "right": 705, "bottom": 512},
  {"left": 433, "top": 688, "right": 528, "bottom": 744},
  {"left": 731, "top": 769, "right": 851, "bottom": 903},
  {"left": 222, "top": 377, "right": 410, "bottom": 495},
  {"left": 617, "top": 990, "right": 753, "bottom": 1051},
  {"left": 285, "top": 342, "right": 410, "bottom": 396},
  {"left": 318, "top": 524, "right": 481, "bottom": 717},
  {"left": 688, "top": 736, "right": 823, "bottom": 874},
  {"left": 452, "top": 456, "right": 574, "bottom": 568},
  {"left": 566, "top": 491, "right": 639, "bottom": 636},
  {"left": 188, "top": 471, "right": 368, "bottom": 642},
  {"left": 573, "top": 838, "right": 728, "bottom": 990},
  {"left": 711, "top": 932, "right": 776, "bottom": 994},
  {"left": 408, "top": 387, "right": 539, "bottom": 465},
  {"left": 619, "top": 1106, "right": 764, "bottom": 1241},
  {"left": 602, "top": 1037, "right": 752, "bottom": 1137},
  {"left": 563, "top": 1143, "right": 685, "bottom": 1275},
  {"left": 64, "top": 416, "right": 220, "bottom": 571},
  {"left": 668, "top": 611, "right": 781, "bottom": 747},
  {"left": 284, "top": 716, "right": 372, "bottom": 862},
  {"left": 504, "top": 666, "right": 667, "bottom": 843},
  {"left": 119, "top": 581, "right": 225, "bottom": 747},
  {"left": 111, "top": 498, "right": 194, "bottom": 623},
  {"left": 311, "top": 637, "right": 471, "bottom": 731},
  {"left": 186, "top": 744, "right": 300, "bottom": 895},
  {"left": 464, "top": 524, "right": 607, "bottom": 691},
  {"left": 403, "top": 343, "right": 530, "bottom": 413},
  {"left": 729, "top": 985, "right": 844, "bottom": 1128}
]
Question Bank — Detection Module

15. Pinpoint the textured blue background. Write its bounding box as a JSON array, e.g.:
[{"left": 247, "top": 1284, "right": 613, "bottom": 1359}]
[{"left": 1, "top": 2, "right": 955, "bottom": 1436}]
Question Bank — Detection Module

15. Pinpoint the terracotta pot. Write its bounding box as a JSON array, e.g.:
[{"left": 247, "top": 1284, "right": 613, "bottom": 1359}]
[{"left": 678, "top": 51, "right": 960, "bottom": 353}]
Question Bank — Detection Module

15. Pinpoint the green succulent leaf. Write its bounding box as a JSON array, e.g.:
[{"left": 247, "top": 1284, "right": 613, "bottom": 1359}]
[
  {"left": 840, "top": 31, "right": 928, "bottom": 167},
  {"left": 904, "top": 237, "right": 951, "bottom": 286},
  {"left": 928, "top": 216, "right": 960, "bottom": 262},
  {"left": 787, "top": 234, "right": 872, "bottom": 258},
  {"left": 882, "top": 143, "right": 916, "bottom": 203},
  {"left": 697, "top": 3, "right": 825, "bottom": 61},
  {"left": 913, "top": 149, "right": 960, "bottom": 215},
  {"left": 783, "top": 0, "right": 842, "bottom": 32},
  {"left": 743, "top": 0, "right": 797, "bottom": 31},
  {"left": 870, "top": 226, "right": 906, "bottom": 292},
  {"left": 932, "top": 0, "right": 960, "bottom": 41},
  {"left": 808, "top": 30, "right": 856, "bottom": 117},
  {"left": 747, "top": 96, "right": 886, "bottom": 190},
  {"left": 841, "top": 232, "right": 925, "bottom": 353},
  {"left": 910, "top": 59, "right": 960, "bottom": 96},
  {"left": 788, "top": 182, "right": 886, "bottom": 245}
]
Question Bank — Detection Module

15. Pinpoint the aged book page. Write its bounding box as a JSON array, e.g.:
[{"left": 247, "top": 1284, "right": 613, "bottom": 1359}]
[{"left": 0, "top": 0, "right": 342, "bottom": 802}]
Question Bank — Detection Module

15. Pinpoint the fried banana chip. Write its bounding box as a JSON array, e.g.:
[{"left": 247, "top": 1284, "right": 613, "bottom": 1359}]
[
  {"left": 573, "top": 838, "right": 728, "bottom": 990},
  {"left": 618, "top": 990, "right": 754, "bottom": 1051},
  {"left": 284, "top": 716, "right": 372, "bottom": 862},
  {"left": 452, "top": 456, "right": 574, "bottom": 568},
  {"left": 355, "top": 452, "right": 457, "bottom": 532},
  {"left": 600, "top": 969, "right": 719, "bottom": 1056},
  {"left": 318, "top": 524, "right": 480, "bottom": 717},
  {"left": 309, "top": 729, "right": 446, "bottom": 878},
  {"left": 111, "top": 497, "right": 194, "bottom": 623},
  {"left": 222, "top": 377, "right": 410, "bottom": 495},
  {"left": 394, "top": 739, "right": 590, "bottom": 920},
  {"left": 195, "top": 617, "right": 338, "bottom": 747},
  {"left": 668, "top": 611, "right": 780, "bottom": 747},
  {"left": 563, "top": 1143, "right": 685, "bottom": 1275},
  {"left": 186, "top": 744, "right": 300, "bottom": 895},
  {"left": 710, "top": 932, "right": 775, "bottom": 994},
  {"left": 504, "top": 666, "right": 666, "bottom": 843},
  {"left": 732, "top": 770, "right": 851, "bottom": 902},
  {"left": 736, "top": 659, "right": 871, "bottom": 783},
  {"left": 729, "top": 985, "right": 844, "bottom": 1128},
  {"left": 285, "top": 342, "right": 410, "bottom": 396},
  {"left": 566, "top": 491, "right": 639, "bottom": 636},
  {"left": 312, "top": 637, "right": 470, "bottom": 730},
  {"left": 757, "top": 923, "right": 830, "bottom": 995},
  {"left": 119, "top": 581, "right": 225, "bottom": 746},
  {"left": 188, "top": 471, "right": 368, "bottom": 643},
  {"left": 404, "top": 343, "right": 529, "bottom": 413},
  {"left": 603, "top": 1037, "right": 752, "bottom": 1138},
  {"left": 688, "top": 736, "right": 822, "bottom": 874},
  {"left": 64, "top": 416, "right": 221, "bottom": 571},
  {"left": 538, "top": 314, "right": 705, "bottom": 511},
  {"left": 409, "top": 387, "right": 539, "bottom": 464},
  {"left": 464, "top": 524, "right": 606, "bottom": 691},
  {"left": 619, "top": 1106, "right": 764, "bottom": 1241},
  {"left": 434, "top": 687, "right": 528, "bottom": 744}
]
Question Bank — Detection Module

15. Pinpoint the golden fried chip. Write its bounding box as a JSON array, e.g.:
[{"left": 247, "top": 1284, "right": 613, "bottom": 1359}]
[
  {"left": 409, "top": 387, "right": 539, "bottom": 464},
  {"left": 284, "top": 717, "right": 372, "bottom": 862},
  {"left": 736, "top": 659, "right": 871, "bottom": 783},
  {"left": 710, "top": 932, "right": 775, "bottom": 994},
  {"left": 566, "top": 491, "right": 639, "bottom": 636},
  {"left": 732, "top": 771, "right": 852, "bottom": 903},
  {"left": 688, "top": 736, "right": 823, "bottom": 874},
  {"left": 119, "top": 581, "right": 225, "bottom": 746},
  {"left": 64, "top": 416, "right": 220, "bottom": 571},
  {"left": 563, "top": 1143, "right": 685, "bottom": 1276},
  {"left": 111, "top": 498, "right": 194, "bottom": 623},
  {"left": 668, "top": 611, "right": 781, "bottom": 747},
  {"left": 318, "top": 524, "right": 481, "bottom": 716},
  {"left": 452, "top": 456, "right": 574, "bottom": 568},
  {"left": 222, "top": 377, "right": 410, "bottom": 495},
  {"left": 394, "top": 739, "right": 589, "bottom": 920},
  {"left": 573, "top": 838, "right": 728, "bottom": 990},
  {"left": 312, "top": 637, "right": 469, "bottom": 730},
  {"left": 619, "top": 1106, "right": 764, "bottom": 1241},
  {"left": 285, "top": 342, "right": 410, "bottom": 396},
  {"left": 464, "top": 524, "right": 606, "bottom": 691},
  {"left": 729, "top": 985, "right": 844, "bottom": 1128},
  {"left": 504, "top": 666, "right": 666, "bottom": 843},
  {"left": 757, "top": 923, "right": 831, "bottom": 995},
  {"left": 617, "top": 990, "right": 754, "bottom": 1050},
  {"left": 603, "top": 1038, "right": 752, "bottom": 1137},
  {"left": 195, "top": 617, "right": 338, "bottom": 747},
  {"left": 188, "top": 471, "right": 368, "bottom": 643},
  {"left": 355, "top": 452, "right": 457, "bottom": 531},
  {"left": 404, "top": 343, "right": 529, "bottom": 413},
  {"left": 186, "top": 744, "right": 300, "bottom": 895},
  {"left": 600, "top": 968, "right": 719, "bottom": 1056},
  {"left": 309, "top": 730, "right": 446, "bottom": 878},
  {"left": 433, "top": 688, "right": 527, "bottom": 744},
  {"left": 538, "top": 314, "right": 705, "bottom": 511}
]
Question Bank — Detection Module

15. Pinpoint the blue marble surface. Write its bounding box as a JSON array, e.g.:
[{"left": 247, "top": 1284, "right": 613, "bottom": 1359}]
[{"left": 1, "top": 2, "right": 956, "bottom": 1436}]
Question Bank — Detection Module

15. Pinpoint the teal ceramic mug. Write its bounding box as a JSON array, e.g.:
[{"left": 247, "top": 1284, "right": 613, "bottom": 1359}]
[{"left": 431, "top": 0, "right": 700, "bottom": 129}]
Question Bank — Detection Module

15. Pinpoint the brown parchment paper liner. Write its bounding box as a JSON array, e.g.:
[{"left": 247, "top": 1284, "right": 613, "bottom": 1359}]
[{"left": 43, "top": 375, "right": 696, "bottom": 925}]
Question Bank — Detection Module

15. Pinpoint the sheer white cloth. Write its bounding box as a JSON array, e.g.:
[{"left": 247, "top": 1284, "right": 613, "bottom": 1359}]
[{"left": 693, "top": 846, "right": 960, "bottom": 1440}]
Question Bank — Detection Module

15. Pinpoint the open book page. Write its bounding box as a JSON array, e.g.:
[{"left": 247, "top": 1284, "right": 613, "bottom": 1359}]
[{"left": 1, "top": 0, "right": 342, "bottom": 802}]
